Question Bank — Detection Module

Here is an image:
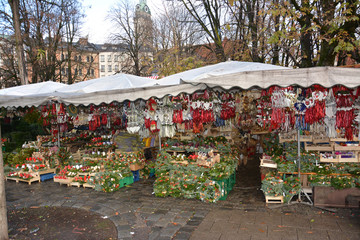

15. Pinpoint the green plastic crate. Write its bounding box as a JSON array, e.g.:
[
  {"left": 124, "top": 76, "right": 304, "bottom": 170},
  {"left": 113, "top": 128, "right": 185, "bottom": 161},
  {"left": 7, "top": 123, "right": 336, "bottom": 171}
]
[
  {"left": 214, "top": 178, "right": 229, "bottom": 201},
  {"left": 123, "top": 176, "right": 134, "bottom": 186}
]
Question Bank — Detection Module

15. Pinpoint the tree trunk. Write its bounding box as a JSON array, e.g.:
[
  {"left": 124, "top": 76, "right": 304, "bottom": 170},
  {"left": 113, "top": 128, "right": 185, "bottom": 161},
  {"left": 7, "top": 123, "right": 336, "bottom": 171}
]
[
  {"left": 9, "top": 0, "right": 28, "bottom": 85},
  {"left": 272, "top": 0, "right": 280, "bottom": 65},
  {"left": 317, "top": 0, "right": 336, "bottom": 66},
  {"left": 0, "top": 124, "right": 9, "bottom": 240}
]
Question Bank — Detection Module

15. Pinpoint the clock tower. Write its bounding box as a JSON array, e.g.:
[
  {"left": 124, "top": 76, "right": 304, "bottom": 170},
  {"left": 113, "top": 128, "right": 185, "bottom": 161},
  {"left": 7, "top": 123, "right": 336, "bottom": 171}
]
[{"left": 135, "top": 0, "right": 153, "bottom": 49}]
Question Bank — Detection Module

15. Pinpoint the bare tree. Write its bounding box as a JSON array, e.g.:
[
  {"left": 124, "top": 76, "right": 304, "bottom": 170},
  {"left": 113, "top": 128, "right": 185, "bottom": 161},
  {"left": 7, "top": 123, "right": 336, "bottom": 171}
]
[
  {"left": 151, "top": 1, "right": 205, "bottom": 76},
  {"left": 180, "top": 0, "right": 227, "bottom": 62},
  {"left": 108, "top": 0, "right": 153, "bottom": 76},
  {"left": 8, "top": 0, "right": 28, "bottom": 85}
]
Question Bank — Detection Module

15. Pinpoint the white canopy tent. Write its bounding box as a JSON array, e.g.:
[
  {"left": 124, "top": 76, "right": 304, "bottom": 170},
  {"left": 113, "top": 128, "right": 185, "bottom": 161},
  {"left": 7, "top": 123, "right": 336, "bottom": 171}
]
[
  {"left": 57, "top": 83, "right": 208, "bottom": 106},
  {"left": 0, "top": 81, "right": 67, "bottom": 108},
  {"left": 54, "top": 61, "right": 289, "bottom": 106},
  {"left": 1, "top": 65, "right": 359, "bottom": 108},
  {"left": 183, "top": 66, "right": 360, "bottom": 89},
  {"left": 55, "top": 73, "right": 157, "bottom": 96},
  {"left": 155, "top": 61, "right": 289, "bottom": 86}
]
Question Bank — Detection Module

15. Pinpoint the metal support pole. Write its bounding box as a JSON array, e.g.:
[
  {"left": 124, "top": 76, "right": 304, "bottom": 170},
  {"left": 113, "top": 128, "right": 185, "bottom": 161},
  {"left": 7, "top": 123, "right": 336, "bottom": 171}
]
[{"left": 297, "top": 129, "right": 301, "bottom": 201}]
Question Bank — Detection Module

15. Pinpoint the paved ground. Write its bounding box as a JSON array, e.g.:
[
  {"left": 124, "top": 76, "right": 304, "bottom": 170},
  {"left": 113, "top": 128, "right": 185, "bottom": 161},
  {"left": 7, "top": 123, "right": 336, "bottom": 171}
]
[
  {"left": 5, "top": 157, "right": 360, "bottom": 239},
  {"left": 5, "top": 177, "right": 360, "bottom": 240}
]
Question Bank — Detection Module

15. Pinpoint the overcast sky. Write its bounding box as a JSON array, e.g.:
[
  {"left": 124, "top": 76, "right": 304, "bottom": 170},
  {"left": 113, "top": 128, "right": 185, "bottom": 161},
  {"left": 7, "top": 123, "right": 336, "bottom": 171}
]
[{"left": 81, "top": 0, "right": 164, "bottom": 44}]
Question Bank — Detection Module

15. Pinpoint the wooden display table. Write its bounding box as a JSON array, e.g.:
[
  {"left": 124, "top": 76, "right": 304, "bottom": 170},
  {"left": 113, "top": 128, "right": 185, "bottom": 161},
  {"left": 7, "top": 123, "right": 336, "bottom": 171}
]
[{"left": 6, "top": 168, "right": 56, "bottom": 185}]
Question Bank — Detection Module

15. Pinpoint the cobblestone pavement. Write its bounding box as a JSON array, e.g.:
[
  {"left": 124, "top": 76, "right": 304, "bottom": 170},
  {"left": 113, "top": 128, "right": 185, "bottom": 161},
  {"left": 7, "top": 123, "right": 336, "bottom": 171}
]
[{"left": 5, "top": 177, "right": 360, "bottom": 240}]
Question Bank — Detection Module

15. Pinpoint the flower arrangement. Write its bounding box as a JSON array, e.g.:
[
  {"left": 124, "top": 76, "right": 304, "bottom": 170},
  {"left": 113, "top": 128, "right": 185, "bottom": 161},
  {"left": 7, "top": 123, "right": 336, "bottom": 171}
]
[
  {"left": 73, "top": 175, "right": 91, "bottom": 184},
  {"left": 93, "top": 171, "right": 121, "bottom": 192},
  {"left": 57, "top": 147, "right": 71, "bottom": 166},
  {"left": 7, "top": 171, "right": 19, "bottom": 178},
  {"left": 33, "top": 164, "right": 47, "bottom": 171},
  {"left": 261, "top": 173, "right": 301, "bottom": 203},
  {"left": 153, "top": 150, "right": 235, "bottom": 202},
  {"left": 18, "top": 172, "right": 34, "bottom": 180},
  {"left": 26, "top": 157, "right": 42, "bottom": 163},
  {"left": 261, "top": 173, "right": 284, "bottom": 197},
  {"left": 199, "top": 180, "right": 221, "bottom": 203}
]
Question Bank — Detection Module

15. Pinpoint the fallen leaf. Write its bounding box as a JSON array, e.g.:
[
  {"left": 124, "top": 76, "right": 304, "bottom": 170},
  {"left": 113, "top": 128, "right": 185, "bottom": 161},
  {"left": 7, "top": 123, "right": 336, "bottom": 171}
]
[
  {"left": 310, "top": 219, "right": 315, "bottom": 223},
  {"left": 285, "top": 213, "right": 292, "bottom": 215},
  {"left": 277, "top": 225, "right": 285, "bottom": 228},
  {"left": 115, "top": 212, "right": 119, "bottom": 215},
  {"left": 307, "top": 231, "right": 313, "bottom": 234},
  {"left": 17, "top": 228, "right": 27, "bottom": 232},
  {"left": 30, "top": 206, "right": 39, "bottom": 209},
  {"left": 172, "top": 222, "right": 178, "bottom": 225},
  {"left": 258, "top": 229, "right": 265, "bottom": 232}
]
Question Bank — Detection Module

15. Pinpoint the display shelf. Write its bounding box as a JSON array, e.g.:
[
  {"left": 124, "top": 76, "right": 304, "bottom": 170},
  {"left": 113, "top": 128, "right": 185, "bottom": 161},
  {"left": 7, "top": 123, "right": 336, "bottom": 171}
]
[
  {"left": 296, "top": 135, "right": 313, "bottom": 142},
  {"left": 6, "top": 176, "right": 40, "bottom": 185},
  {"left": 330, "top": 137, "right": 359, "bottom": 142},
  {"left": 334, "top": 143, "right": 360, "bottom": 151},
  {"left": 320, "top": 154, "right": 338, "bottom": 163},
  {"left": 70, "top": 182, "right": 82, "bottom": 187},
  {"left": 279, "top": 136, "right": 296, "bottom": 143},
  {"left": 83, "top": 183, "right": 95, "bottom": 189},
  {"left": 304, "top": 142, "right": 333, "bottom": 152},
  {"left": 53, "top": 177, "right": 73, "bottom": 186},
  {"left": 336, "top": 153, "right": 359, "bottom": 163}
]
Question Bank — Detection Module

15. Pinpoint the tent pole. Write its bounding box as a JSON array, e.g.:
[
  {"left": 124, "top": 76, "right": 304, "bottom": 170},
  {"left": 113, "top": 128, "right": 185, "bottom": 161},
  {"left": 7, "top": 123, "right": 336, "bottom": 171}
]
[
  {"left": 297, "top": 128, "right": 301, "bottom": 201},
  {"left": 296, "top": 87, "right": 301, "bottom": 202},
  {"left": 0, "top": 123, "right": 9, "bottom": 239},
  {"left": 56, "top": 103, "right": 60, "bottom": 148}
]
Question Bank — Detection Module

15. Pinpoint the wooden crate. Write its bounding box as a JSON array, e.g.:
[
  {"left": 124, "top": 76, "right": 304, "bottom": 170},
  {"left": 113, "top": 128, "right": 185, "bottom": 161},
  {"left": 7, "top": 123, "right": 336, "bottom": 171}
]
[
  {"left": 297, "top": 135, "right": 313, "bottom": 142},
  {"left": 6, "top": 176, "right": 40, "bottom": 185},
  {"left": 70, "top": 182, "right": 82, "bottom": 187},
  {"left": 305, "top": 142, "right": 333, "bottom": 152},
  {"left": 279, "top": 136, "right": 296, "bottom": 143},
  {"left": 83, "top": 183, "right": 95, "bottom": 189},
  {"left": 265, "top": 195, "right": 284, "bottom": 204},
  {"left": 129, "top": 163, "right": 144, "bottom": 171},
  {"left": 320, "top": 155, "right": 338, "bottom": 163},
  {"left": 330, "top": 137, "right": 359, "bottom": 142},
  {"left": 53, "top": 177, "right": 73, "bottom": 186},
  {"left": 337, "top": 154, "right": 359, "bottom": 163},
  {"left": 334, "top": 144, "right": 360, "bottom": 151},
  {"left": 260, "top": 158, "right": 277, "bottom": 168},
  {"left": 312, "top": 137, "right": 330, "bottom": 144}
]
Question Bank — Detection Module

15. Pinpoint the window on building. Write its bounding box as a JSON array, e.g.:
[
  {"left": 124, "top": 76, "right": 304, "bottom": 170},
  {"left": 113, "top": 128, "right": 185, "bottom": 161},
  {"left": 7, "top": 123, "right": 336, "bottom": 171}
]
[
  {"left": 108, "top": 65, "right": 112, "bottom": 72},
  {"left": 79, "top": 69, "right": 82, "bottom": 76},
  {"left": 91, "top": 69, "right": 94, "bottom": 76},
  {"left": 61, "top": 54, "right": 64, "bottom": 61},
  {"left": 87, "top": 56, "right": 90, "bottom": 62},
  {"left": 61, "top": 67, "right": 65, "bottom": 74},
  {"left": 75, "top": 68, "right": 78, "bottom": 75},
  {"left": 107, "top": 55, "right": 112, "bottom": 62},
  {"left": 114, "top": 65, "right": 119, "bottom": 72},
  {"left": 91, "top": 56, "right": 94, "bottom": 62},
  {"left": 65, "top": 68, "right": 69, "bottom": 75},
  {"left": 101, "top": 65, "right": 105, "bottom": 72},
  {"left": 74, "top": 56, "right": 78, "bottom": 61},
  {"left": 114, "top": 55, "right": 119, "bottom": 62},
  {"left": 65, "top": 54, "right": 68, "bottom": 59},
  {"left": 100, "top": 55, "right": 105, "bottom": 62},
  {"left": 78, "top": 56, "right": 82, "bottom": 62}
]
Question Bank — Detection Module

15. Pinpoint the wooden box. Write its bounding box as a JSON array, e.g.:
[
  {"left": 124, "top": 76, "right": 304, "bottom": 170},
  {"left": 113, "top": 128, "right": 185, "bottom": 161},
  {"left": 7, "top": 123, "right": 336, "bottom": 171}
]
[
  {"left": 305, "top": 142, "right": 333, "bottom": 152},
  {"left": 129, "top": 163, "right": 144, "bottom": 171},
  {"left": 265, "top": 195, "right": 283, "bottom": 204},
  {"left": 260, "top": 158, "right": 277, "bottom": 168}
]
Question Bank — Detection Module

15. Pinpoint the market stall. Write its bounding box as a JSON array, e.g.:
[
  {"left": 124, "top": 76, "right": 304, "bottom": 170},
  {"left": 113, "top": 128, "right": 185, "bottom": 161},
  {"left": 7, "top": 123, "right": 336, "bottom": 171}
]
[{"left": 1, "top": 64, "right": 360, "bottom": 206}]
